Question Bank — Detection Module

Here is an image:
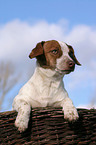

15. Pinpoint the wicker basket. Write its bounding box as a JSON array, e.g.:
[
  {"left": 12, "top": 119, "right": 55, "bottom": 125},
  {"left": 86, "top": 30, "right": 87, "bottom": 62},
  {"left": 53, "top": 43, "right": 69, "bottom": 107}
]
[{"left": 0, "top": 107, "right": 96, "bottom": 145}]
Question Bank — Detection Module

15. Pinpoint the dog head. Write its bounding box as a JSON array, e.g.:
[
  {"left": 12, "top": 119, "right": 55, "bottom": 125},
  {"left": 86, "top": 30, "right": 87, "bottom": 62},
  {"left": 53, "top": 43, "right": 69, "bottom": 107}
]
[{"left": 29, "top": 40, "right": 81, "bottom": 74}]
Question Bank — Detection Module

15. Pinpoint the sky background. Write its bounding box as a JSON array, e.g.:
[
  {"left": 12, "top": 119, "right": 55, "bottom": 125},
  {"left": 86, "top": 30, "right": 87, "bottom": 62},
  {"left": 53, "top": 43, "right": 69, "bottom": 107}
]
[{"left": 0, "top": 0, "right": 96, "bottom": 111}]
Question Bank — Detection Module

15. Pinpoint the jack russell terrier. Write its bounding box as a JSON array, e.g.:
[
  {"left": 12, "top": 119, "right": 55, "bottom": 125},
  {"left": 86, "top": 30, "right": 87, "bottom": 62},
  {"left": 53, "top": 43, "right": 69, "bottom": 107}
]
[{"left": 12, "top": 40, "right": 81, "bottom": 132}]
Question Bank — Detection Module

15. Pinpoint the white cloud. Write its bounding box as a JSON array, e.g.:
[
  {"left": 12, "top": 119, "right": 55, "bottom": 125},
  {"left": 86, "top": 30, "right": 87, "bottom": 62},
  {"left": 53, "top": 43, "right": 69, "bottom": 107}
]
[
  {"left": 77, "top": 104, "right": 96, "bottom": 109},
  {"left": 0, "top": 19, "right": 96, "bottom": 107},
  {"left": 0, "top": 20, "right": 96, "bottom": 66},
  {"left": 65, "top": 25, "right": 96, "bottom": 65},
  {"left": 0, "top": 19, "right": 66, "bottom": 67}
]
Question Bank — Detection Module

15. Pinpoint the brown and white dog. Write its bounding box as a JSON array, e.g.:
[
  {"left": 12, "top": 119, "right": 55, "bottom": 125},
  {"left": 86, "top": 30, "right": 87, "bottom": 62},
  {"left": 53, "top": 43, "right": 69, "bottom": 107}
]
[{"left": 12, "top": 40, "right": 81, "bottom": 132}]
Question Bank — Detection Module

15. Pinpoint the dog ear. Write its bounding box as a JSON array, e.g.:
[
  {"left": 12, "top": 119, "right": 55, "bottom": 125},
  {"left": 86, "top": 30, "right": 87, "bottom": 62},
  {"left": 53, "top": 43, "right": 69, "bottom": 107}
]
[
  {"left": 29, "top": 41, "right": 45, "bottom": 59},
  {"left": 67, "top": 44, "right": 81, "bottom": 66},
  {"left": 72, "top": 55, "right": 81, "bottom": 66}
]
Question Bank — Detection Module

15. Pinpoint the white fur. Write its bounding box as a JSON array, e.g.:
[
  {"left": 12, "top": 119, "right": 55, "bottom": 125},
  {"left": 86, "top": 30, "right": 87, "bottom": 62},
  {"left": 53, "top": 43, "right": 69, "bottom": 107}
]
[
  {"left": 56, "top": 41, "right": 73, "bottom": 71},
  {"left": 12, "top": 41, "right": 79, "bottom": 132}
]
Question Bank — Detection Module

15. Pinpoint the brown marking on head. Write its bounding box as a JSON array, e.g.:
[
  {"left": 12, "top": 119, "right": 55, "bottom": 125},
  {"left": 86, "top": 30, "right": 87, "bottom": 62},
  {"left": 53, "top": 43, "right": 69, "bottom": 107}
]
[
  {"left": 29, "top": 40, "right": 63, "bottom": 69},
  {"left": 43, "top": 40, "right": 62, "bottom": 68},
  {"left": 66, "top": 44, "right": 81, "bottom": 66}
]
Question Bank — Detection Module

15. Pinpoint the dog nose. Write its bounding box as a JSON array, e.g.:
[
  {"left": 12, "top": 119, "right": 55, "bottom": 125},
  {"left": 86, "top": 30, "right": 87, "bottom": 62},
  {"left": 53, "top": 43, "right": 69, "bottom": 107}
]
[{"left": 69, "top": 61, "right": 75, "bottom": 68}]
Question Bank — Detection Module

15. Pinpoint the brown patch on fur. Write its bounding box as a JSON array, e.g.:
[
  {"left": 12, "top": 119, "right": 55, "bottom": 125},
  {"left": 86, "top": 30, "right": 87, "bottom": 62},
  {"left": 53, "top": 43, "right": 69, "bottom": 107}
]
[
  {"left": 43, "top": 40, "right": 62, "bottom": 69},
  {"left": 29, "top": 41, "right": 45, "bottom": 59},
  {"left": 67, "top": 44, "right": 81, "bottom": 65},
  {"left": 29, "top": 40, "right": 63, "bottom": 69}
]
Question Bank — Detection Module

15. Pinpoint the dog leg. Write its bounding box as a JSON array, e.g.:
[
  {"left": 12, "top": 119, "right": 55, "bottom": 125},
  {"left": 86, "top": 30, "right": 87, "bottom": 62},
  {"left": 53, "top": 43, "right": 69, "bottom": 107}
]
[
  {"left": 61, "top": 97, "right": 79, "bottom": 122},
  {"left": 13, "top": 101, "right": 31, "bottom": 133}
]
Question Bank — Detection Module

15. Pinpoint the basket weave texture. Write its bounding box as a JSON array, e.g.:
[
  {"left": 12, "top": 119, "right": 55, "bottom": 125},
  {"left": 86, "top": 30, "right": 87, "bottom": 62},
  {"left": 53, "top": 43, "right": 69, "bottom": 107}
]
[{"left": 0, "top": 107, "right": 96, "bottom": 145}]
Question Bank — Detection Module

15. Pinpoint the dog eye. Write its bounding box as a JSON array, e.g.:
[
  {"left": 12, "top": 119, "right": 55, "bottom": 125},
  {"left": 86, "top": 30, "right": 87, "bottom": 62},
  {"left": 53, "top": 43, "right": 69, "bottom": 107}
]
[{"left": 51, "top": 49, "right": 58, "bottom": 55}]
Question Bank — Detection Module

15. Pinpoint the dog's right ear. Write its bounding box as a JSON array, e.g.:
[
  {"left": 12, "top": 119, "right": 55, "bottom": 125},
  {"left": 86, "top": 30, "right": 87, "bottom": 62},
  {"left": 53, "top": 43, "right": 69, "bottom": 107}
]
[{"left": 29, "top": 41, "right": 45, "bottom": 59}]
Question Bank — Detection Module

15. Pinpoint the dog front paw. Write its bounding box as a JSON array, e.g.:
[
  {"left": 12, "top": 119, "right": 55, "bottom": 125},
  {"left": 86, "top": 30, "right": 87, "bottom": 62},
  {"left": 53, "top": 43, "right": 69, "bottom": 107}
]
[
  {"left": 63, "top": 107, "right": 79, "bottom": 122},
  {"left": 15, "top": 117, "right": 29, "bottom": 133}
]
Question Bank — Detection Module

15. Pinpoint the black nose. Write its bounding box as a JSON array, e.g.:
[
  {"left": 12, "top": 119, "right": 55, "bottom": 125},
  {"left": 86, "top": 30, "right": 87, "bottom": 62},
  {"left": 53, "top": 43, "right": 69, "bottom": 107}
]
[{"left": 69, "top": 61, "right": 75, "bottom": 68}]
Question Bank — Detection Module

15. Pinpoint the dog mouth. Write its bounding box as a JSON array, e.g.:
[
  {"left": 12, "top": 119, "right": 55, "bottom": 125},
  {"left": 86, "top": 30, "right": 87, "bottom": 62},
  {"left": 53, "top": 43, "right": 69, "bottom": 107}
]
[{"left": 55, "top": 67, "right": 74, "bottom": 74}]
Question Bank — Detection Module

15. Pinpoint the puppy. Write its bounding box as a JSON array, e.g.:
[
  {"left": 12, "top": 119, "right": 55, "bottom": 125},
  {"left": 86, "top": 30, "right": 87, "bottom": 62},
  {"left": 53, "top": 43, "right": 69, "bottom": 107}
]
[{"left": 12, "top": 40, "right": 81, "bottom": 132}]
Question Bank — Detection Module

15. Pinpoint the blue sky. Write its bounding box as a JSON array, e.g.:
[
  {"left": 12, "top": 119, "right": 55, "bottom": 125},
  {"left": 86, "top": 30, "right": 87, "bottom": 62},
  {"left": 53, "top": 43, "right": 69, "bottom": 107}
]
[
  {"left": 0, "top": 0, "right": 96, "bottom": 26},
  {"left": 0, "top": 0, "right": 96, "bottom": 111}
]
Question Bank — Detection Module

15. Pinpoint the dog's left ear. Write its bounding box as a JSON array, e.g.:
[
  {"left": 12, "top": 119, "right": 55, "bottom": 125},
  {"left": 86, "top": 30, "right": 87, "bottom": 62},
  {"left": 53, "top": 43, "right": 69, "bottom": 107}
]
[
  {"left": 67, "top": 44, "right": 81, "bottom": 66},
  {"left": 29, "top": 41, "right": 45, "bottom": 59},
  {"left": 72, "top": 55, "right": 81, "bottom": 66}
]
